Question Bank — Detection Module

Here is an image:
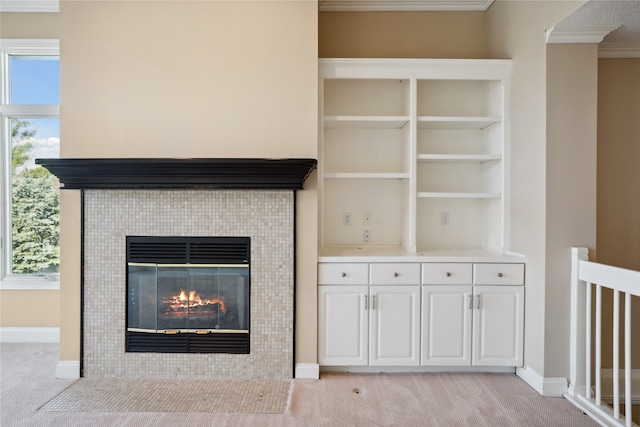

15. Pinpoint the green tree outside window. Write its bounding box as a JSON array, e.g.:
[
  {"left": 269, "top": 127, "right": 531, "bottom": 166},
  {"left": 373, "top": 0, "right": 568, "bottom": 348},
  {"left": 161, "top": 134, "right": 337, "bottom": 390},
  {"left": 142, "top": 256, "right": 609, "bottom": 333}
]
[{"left": 10, "top": 119, "right": 60, "bottom": 274}]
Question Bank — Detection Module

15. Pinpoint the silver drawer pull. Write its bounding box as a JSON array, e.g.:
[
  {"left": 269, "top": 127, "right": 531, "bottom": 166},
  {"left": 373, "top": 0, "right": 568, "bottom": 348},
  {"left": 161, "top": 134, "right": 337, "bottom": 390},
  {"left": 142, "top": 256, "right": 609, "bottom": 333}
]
[
  {"left": 497, "top": 272, "right": 504, "bottom": 278},
  {"left": 446, "top": 272, "right": 452, "bottom": 277},
  {"left": 393, "top": 272, "right": 399, "bottom": 277},
  {"left": 364, "top": 294, "right": 368, "bottom": 310},
  {"left": 468, "top": 294, "right": 473, "bottom": 310},
  {"left": 342, "top": 272, "right": 347, "bottom": 277},
  {"left": 371, "top": 295, "right": 376, "bottom": 310},
  {"left": 476, "top": 294, "right": 481, "bottom": 309}
]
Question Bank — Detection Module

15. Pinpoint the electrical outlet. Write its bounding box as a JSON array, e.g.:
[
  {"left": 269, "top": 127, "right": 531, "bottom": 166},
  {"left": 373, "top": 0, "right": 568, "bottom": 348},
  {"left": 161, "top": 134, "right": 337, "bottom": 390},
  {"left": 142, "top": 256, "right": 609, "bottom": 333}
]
[
  {"left": 363, "top": 212, "right": 371, "bottom": 225},
  {"left": 363, "top": 229, "right": 371, "bottom": 243},
  {"left": 343, "top": 212, "right": 352, "bottom": 226},
  {"left": 441, "top": 212, "right": 450, "bottom": 226}
]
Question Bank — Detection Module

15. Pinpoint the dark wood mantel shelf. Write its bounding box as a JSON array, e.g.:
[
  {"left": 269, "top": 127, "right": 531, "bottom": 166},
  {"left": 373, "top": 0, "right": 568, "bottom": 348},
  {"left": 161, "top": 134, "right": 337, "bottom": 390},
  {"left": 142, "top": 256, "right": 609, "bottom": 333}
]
[{"left": 35, "top": 158, "right": 317, "bottom": 190}]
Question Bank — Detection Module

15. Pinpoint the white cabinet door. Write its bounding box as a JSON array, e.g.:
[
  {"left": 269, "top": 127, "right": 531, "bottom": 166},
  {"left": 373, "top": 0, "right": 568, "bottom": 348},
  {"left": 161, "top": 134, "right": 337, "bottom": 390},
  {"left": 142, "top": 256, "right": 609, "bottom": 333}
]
[
  {"left": 421, "top": 285, "right": 472, "bottom": 366},
  {"left": 318, "top": 286, "right": 369, "bottom": 366},
  {"left": 369, "top": 286, "right": 421, "bottom": 366},
  {"left": 472, "top": 285, "right": 524, "bottom": 366}
]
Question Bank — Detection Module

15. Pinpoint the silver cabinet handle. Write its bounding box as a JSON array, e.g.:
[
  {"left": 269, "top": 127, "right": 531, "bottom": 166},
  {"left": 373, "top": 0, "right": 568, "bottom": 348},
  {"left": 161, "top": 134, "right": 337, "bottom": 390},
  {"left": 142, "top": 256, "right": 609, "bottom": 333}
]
[
  {"left": 364, "top": 294, "right": 368, "bottom": 310},
  {"left": 371, "top": 295, "right": 376, "bottom": 310},
  {"left": 342, "top": 272, "right": 347, "bottom": 277},
  {"left": 476, "top": 294, "right": 481, "bottom": 309},
  {"left": 497, "top": 272, "right": 503, "bottom": 278},
  {"left": 468, "top": 294, "right": 473, "bottom": 310},
  {"left": 446, "top": 272, "right": 452, "bottom": 277},
  {"left": 393, "top": 272, "right": 399, "bottom": 277}
]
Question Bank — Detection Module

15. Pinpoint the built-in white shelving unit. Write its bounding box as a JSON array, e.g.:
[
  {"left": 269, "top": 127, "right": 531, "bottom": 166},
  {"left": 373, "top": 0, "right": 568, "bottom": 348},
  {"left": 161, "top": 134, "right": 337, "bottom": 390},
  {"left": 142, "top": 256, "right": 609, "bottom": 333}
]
[{"left": 319, "top": 59, "right": 511, "bottom": 254}]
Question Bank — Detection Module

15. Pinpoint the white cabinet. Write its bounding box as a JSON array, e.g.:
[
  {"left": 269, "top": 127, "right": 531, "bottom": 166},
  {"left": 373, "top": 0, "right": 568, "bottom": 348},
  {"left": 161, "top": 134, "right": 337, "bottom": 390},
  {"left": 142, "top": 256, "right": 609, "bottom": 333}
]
[
  {"left": 472, "top": 285, "right": 524, "bottom": 366},
  {"left": 421, "top": 263, "right": 524, "bottom": 367},
  {"left": 318, "top": 285, "right": 368, "bottom": 366},
  {"left": 318, "top": 263, "right": 420, "bottom": 366},
  {"left": 421, "top": 285, "right": 472, "bottom": 365},
  {"left": 319, "top": 59, "right": 511, "bottom": 253}
]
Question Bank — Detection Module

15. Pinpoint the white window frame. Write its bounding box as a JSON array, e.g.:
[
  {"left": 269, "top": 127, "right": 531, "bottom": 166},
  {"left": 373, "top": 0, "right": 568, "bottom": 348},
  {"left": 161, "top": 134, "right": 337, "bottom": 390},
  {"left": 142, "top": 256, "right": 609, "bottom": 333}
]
[{"left": 0, "top": 39, "right": 60, "bottom": 290}]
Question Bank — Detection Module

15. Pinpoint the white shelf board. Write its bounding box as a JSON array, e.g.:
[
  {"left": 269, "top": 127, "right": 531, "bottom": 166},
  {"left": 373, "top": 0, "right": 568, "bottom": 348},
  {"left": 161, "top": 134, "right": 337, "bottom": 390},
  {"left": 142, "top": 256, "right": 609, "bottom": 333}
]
[
  {"left": 417, "top": 116, "right": 500, "bottom": 129},
  {"left": 417, "top": 154, "right": 501, "bottom": 163},
  {"left": 324, "top": 172, "right": 410, "bottom": 179},
  {"left": 417, "top": 192, "right": 501, "bottom": 199},
  {"left": 325, "top": 116, "right": 410, "bottom": 129}
]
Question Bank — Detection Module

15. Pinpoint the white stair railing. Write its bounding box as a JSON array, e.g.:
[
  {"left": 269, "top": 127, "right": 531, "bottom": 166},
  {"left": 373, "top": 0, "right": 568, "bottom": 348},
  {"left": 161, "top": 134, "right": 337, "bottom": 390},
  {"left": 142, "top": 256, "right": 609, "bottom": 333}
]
[{"left": 567, "top": 247, "right": 640, "bottom": 427}]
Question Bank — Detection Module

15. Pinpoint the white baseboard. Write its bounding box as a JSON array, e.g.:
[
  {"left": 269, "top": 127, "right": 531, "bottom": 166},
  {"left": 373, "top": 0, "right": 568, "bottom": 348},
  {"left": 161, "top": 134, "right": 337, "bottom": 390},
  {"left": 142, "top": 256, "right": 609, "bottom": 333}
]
[
  {"left": 56, "top": 360, "right": 80, "bottom": 379},
  {"left": 516, "top": 366, "right": 568, "bottom": 397},
  {"left": 295, "top": 363, "right": 319, "bottom": 379},
  {"left": 0, "top": 327, "right": 59, "bottom": 343}
]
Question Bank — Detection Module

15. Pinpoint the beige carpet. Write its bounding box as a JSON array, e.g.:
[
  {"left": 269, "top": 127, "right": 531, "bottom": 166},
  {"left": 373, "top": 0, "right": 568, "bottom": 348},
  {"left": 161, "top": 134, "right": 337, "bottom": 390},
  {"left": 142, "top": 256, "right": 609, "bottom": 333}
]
[
  {"left": 2, "top": 343, "right": 600, "bottom": 426},
  {"left": 39, "top": 377, "right": 291, "bottom": 413}
]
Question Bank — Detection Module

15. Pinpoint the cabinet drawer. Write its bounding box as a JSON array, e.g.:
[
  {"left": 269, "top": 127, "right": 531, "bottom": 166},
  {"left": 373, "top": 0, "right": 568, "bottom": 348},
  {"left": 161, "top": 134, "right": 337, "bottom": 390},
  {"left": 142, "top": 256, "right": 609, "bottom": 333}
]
[
  {"left": 473, "top": 263, "right": 524, "bottom": 285},
  {"left": 319, "top": 263, "right": 369, "bottom": 285},
  {"left": 370, "top": 263, "right": 420, "bottom": 285},
  {"left": 422, "top": 263, "right": 472, "bottom": 285}
]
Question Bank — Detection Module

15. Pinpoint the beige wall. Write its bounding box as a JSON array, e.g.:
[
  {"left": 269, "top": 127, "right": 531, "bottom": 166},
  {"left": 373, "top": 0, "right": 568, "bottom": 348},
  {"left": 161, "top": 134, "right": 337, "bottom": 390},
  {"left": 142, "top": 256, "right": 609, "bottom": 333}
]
[
  {"left": 545, "top": 43, "right": 598, "bottom": 378},
  {"left": 319, "top": 11, "right": 487, "bottom": 58},
  {"left": 0, "top": 12, "right": 58, "bottom": 38},
  {"left": 58, "top": 0, "right": 318, "bottom": 363},
  {"left": 0, "top": 290, "right": 59, "bottom": 327},
  {"left": 486, "top": 0, "right": 587, "bottom": 378},
  {"left": 0, "top": 11, "right": 60, "bottom": 331},
  {"left": 597, "top": 59, "right": 640, "bottom": 272},
  {"left": 597, "top": 58, "right": 640, "bottom": 369}
]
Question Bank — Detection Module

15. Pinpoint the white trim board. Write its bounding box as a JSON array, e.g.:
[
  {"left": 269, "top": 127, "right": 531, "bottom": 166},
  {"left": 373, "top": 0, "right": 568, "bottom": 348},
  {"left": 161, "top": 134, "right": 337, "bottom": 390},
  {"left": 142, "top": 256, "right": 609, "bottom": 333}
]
[
  {"left": 0, "top": 326, "right": 59, "bottom": 343},
  {"left": 516, "top": 366, "right": 568, "bottom": 397},
  {"left": 295, "top": 363, "right": 320, "bottom": 379},
  {"left": 0, "top": 0, "right": 58, "bottom": 13},
  {"left": 56, "top": 360, "right": 80, "bottom": 379}
]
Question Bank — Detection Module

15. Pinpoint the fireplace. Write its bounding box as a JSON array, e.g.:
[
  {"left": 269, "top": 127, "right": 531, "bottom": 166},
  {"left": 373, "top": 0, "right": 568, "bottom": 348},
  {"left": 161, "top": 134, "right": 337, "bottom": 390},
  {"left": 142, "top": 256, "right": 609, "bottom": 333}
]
[
  {"left": 126, "top": 236, "right": 250, "bottom": 354},
  {"left": 36, "top": 158, "right": 316, "bottom": 380}
]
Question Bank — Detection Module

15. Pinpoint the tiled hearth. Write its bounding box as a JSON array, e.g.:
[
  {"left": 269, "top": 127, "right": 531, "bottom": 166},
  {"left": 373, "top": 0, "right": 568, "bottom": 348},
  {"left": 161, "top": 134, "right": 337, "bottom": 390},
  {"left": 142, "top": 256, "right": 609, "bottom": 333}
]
[{"left": 83, "top": 189, "right": 294, "bottom": 379}]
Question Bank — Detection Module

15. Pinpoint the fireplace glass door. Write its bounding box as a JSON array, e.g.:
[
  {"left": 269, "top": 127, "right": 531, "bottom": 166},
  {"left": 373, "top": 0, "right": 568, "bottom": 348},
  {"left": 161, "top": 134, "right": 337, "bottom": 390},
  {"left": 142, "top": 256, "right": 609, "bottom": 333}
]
[{"left": 127, "top": 264, "right": 249, "bottom": 332}]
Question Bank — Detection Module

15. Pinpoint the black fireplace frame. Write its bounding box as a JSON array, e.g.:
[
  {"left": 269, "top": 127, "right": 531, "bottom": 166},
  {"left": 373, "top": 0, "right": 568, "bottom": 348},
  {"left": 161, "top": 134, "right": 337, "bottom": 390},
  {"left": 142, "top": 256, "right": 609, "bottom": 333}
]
[{"left": 125, "top": 236, "right": 251, "bottom": 354}]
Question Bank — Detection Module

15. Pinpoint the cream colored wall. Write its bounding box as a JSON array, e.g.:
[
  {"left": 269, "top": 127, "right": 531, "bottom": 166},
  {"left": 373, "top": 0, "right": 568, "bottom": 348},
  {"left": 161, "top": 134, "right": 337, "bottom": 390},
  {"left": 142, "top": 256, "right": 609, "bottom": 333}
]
[
  {"left": 545, "top": 43, "right": 598, "bottom": 378},
  {"left": 0, "top": 290, "right": 60, "bottom": 327},
  {"left": 597, "top": 59, "right": 640, "bottom": 271},
  {"left": 0, "top": 12, "right": 58, "bottom": 38},
  {"left": 58, "top": 1, "right": 318, "bottom": 364},
  {"left": 0, "top": 11, "right": 60, "bottom": 331},
  {"left": 319, "top": 11, "right": 487, "bottom": 58},
  {"left": 597, "top": 58, "right": 640, "bottom": 369},
  {"left": 485, "top": 1, "right": 587, "bottom": 378}
]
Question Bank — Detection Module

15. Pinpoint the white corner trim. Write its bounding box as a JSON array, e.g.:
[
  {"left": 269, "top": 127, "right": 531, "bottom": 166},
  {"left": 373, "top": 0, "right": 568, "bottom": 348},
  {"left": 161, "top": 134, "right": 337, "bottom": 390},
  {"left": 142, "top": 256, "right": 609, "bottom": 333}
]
[
  {"left": 516, "top": 366, "right": 568, "bottom": 397},
  {"left": 546, "top": 26, "right": 620, "bottom": 44},
  {"left": 56, "top": 360, "right": 80, "bottom": 379},
  {"left": 599, "top": 43, "right": 640, "bottom": 59},
  {"left": 0, "top": 327, "right": 59, "bottom": 343},
  {"left": 0, "top": 0, "right": 58, "bottom": 13},
  {"left": 295, "top": 363, "right": 320, "bottom": 379}
]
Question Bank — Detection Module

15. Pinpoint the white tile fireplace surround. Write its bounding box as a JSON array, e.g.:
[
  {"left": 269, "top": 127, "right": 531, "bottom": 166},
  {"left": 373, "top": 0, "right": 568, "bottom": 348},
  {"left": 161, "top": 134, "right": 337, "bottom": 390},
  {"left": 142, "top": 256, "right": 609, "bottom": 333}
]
[{"left": 83, "top": 189, "right": 294, "bottom": 380}]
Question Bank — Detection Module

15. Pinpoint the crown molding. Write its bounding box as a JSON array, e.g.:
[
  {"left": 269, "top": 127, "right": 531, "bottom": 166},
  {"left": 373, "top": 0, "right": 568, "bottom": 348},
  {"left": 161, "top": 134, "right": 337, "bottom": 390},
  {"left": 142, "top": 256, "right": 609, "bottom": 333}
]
[
  {"left": 0, "top": 0, "right": 58, "bottom": 13},
  {"left": 319, "top": 0, "right": 494, "bottom": 12},
  {"left": 599, "top": 43, "right": 640, "bottom": 59},
  {"left": 546, "top": 26, "right": 620, "bottom": 44}
]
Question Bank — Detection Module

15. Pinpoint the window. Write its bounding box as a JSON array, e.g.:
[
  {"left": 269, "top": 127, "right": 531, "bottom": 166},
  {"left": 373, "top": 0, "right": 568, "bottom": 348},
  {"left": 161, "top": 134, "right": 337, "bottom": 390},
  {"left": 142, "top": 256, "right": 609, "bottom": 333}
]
[{"left": 1, "top": 40, "right": 60, "bottom": 289}]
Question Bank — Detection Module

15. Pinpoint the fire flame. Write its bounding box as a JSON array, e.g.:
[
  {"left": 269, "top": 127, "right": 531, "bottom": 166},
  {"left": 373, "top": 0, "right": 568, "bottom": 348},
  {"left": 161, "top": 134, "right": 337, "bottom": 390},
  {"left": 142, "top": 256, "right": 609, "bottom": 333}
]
[{"left": 163, "top": 289, "right": 226, "bottom": 313}]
